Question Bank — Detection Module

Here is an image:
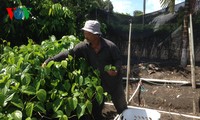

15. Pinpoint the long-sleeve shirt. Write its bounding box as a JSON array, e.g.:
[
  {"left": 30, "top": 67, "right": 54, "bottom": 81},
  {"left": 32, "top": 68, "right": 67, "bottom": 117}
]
[{"left": 44, "top": 37, "right": 122, "bottom": 93}]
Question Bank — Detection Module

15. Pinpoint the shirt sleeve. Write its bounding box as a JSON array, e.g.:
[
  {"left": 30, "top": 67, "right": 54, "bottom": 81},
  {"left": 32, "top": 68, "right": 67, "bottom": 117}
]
[
  {"left": 110, "top": 44, "right": 122, "bottom": 72},
  {"left": 44, "top": 42, "right": 85, "bottom": 64},
  {"left": 44, "top": 49, "right": 74, "bottom": 64}
]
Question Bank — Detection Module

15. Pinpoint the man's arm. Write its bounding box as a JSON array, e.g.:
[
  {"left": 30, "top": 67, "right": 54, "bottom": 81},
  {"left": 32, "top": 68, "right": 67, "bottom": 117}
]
[
  {"left": 42, "top": 49, "right": 74, "bottom": 67},
  {"left": 111, "top": 45, "right": 122, "bottom": 72},
  {"left": 42, "top": 42, "right": 86, "bottom": 67},
  {"left": 106, "top": 44, "right": 122, "bottom": 76}
]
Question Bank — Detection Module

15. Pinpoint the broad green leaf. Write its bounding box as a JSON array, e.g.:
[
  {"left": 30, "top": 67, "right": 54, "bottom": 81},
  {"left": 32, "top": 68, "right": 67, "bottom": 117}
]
[
  {"left": 49, "top": 8, "right": 52, "bottom": 16},
  {"left": 16, "top": 57, "right": 24, "bottom": 69},
  {"left": 96, "top": 86, "right": 103, "bottom": 95},
  {"left": 43, "top": 67, "right": 51, "bottom": 77},
  {"left": 68, "top": 72, "right": 74, "bottom": 80},
  {"left": 51, "top": 79, "right": 60, "bottom": 87},
  {"left": 59, "top": 115, "right": 68, "bottom": 120},
  {"left": 0, "top": 93, "right": 5, "bottom": 106},
  {"left": 11, "top": 110, "right": 22, "bottom": 120},
  {"left": 93, "top": 70, "right": 100, "bottom": 78},
  {"left": 95, "top": 86, "right": 104, "bottom": 104},
  {"left": 22, "top": 64, "right": 31, "bottom": 73},
  {"left": 68, "top": 55, "right": 73, "bottom": 61},
  {"left": 34, "top": 102, "right": 46, "bottom": 114},
  {"left": 67, "top": 97, "right": 77, "bottom": 110},
  {"left": 4, "top": 92, "right": 15, "bottom": 106},
  {"left": 46, "top": 102, "right": 53, "bottom": 112},
  {"left": 35, "top": 79, "right": 41, "bottom": 91},
  {"left": 104, "top": 65, "right": 111, "bottom": 72},
  {"left": 52, "top": 67, "right": 62, "bottom": 79},
  {"left": 84, "top": 77, "right": 91, "bottom": 86},
  {"left": 53, "top": 99, "right": 63, "bottom": 112},
  {"left": 85, "top": 88, "right": 93, "bottom": 99},
  {"left": 11, "top": 98, "right": 24, "bottom": 109},
  {"left": 5, "top": 79, "right": 12, "bottom": 88},
  {"left": 92, "top": 76, "right": 99, "bottom": 85},
  {"left": 21, "top": 73, "right": 31, "bottom": 86},
  {"left": 60, "top": 91, "right": 68, "bottom": 97},
  {"left": 0, "top": 74, "right": 10, "bottom": 84},
  {"left": 21, "top": 86, "right": 36, "bottom": 95},
  {"left": 76, "top": 103, "right": 86, "bottom": 119},
  {"left": 36, "top": 89, "right": 46, "bottom": 102},
  {"left": 85, "top": 100, "right": 92, "bottom": 114},
  {"left": 34, "top": 52, "right": 44, "bottom": 58},
  {"left": 111, "top": 66, "right": 117, "bottom": 71},
  {"left": 61, "top": 60, "right": 67, "bottom": 68},
  {"left": 71, "top": 83, "right": 77, "bottom": 93},
  {"left": 63, "top": 80, "right": 71, "bottom": 91},
  {"left": 104, "top": 65, "right": 117, "bottom": 71},
  {"left": 79, "top": 76, "right": 83, "bottom": 85},
  {"left": 25, "top": 117, "right": 31, "bottom": 120},
  {"left": 40, "top": 79, "right": 46, "bottom": 86},
  {"left": 25, "top": 102, "right": 34, "bottom": 117},
  {"left": 79, "top": 58, "right": 87, "bottom": 73},
  {"left": 54, "top": 62, "right": 61, "bottom": 68},
  {"left": 73, "top": 91, "right": 80, "bottom": 97},
  {"left": 72, "top": 70, "right": 81, "bottom": 76},
  {"left": 7, "top": 65, "right": 16, "bottom": 75},
  {"left": 55, "top": 110, "right": 64, "bottom": 118},
  {"left": 10, "top": 80, "right": 20, "bottom": 90},
  {"left": 47, "top": 61, "right": 54, "bottom": 68},
  {"left": 51, "top": 92, "right": 56, "bottom": 100},
  {"left": 24, "top": 53, "right": 32, "bottom": 61},
  {"left": 104, "top": 92, "right": 111, "bottom": 101},
  {"left": 2, "top": 84, "right": 9, "bottom": 95},
  {"left": 95, "top": 92, "right": 103, "bottom": 105}
]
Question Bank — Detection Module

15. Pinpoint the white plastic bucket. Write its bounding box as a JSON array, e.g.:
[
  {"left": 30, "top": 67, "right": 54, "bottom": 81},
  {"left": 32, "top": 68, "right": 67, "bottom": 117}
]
[{"left": 116, "top": 108, "right": 161, "bottom": 120}]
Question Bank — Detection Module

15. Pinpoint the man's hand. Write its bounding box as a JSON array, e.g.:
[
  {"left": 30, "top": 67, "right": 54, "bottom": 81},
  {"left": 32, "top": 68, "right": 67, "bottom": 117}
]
[
  {"left": 107, "top": 70, "right": 118, "bottom": 76},
  {"left": 41, "top": 62, "right": 46, "bottom": 67},
  {"left": 104, "top": 65, "right": 118, "bottom": 76}
]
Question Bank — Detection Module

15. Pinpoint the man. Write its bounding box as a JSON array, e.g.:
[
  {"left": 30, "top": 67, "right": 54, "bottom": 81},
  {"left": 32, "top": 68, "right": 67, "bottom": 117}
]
[{"left": 42, "top": 20, "right": 127, "bottom": 119}]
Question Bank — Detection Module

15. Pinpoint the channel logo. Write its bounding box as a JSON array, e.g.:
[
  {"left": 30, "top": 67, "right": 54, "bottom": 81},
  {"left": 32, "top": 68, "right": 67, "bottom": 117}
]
[{"left": 6, "top": 6, "right": 32, "bottom": 20}]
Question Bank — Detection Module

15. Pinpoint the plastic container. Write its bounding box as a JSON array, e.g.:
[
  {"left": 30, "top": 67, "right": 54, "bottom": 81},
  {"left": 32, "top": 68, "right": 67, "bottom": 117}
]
[{"left": 116, "top": 108, "right": 161, "bottom": 120}]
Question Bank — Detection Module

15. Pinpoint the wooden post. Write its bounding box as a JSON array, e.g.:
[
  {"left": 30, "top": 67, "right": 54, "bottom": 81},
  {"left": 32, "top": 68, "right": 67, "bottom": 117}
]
[
  {"left": 126, "top": 20, "right": 132, "bottom": 102},
  {"left": 188, "top": 13, "right": 196, "bottom": 89}
]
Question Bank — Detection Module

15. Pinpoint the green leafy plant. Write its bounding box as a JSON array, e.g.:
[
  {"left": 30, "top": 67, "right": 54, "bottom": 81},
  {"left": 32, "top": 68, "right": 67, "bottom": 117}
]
[
  {"left": 0, "top": 35, "right": 106, "bottom": 120},
  {"left": 104, "top": 65, "right": 117, "bottom": 72}
]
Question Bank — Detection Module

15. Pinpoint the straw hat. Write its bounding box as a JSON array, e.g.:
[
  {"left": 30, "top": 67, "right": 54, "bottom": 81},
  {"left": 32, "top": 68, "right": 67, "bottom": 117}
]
[{"left": 81, "top": 20, "right": 102, "bottom": 35}]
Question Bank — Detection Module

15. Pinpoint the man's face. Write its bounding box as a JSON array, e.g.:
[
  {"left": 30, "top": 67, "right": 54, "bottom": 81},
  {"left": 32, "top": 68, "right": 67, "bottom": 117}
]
[{"left": 84, "top": 31, "right": 94, "bottom": 43}]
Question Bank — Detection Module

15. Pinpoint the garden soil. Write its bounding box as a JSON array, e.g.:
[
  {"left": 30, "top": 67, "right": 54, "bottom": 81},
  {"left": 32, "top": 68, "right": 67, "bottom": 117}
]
[{"left": 102, "top": 62, "right": 200, "bottom": 120}]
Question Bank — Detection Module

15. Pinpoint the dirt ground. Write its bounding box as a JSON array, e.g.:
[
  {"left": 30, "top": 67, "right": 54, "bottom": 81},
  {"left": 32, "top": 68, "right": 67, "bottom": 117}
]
[{"left": 102, "top": 62, "right": 200, "bottom": 120}]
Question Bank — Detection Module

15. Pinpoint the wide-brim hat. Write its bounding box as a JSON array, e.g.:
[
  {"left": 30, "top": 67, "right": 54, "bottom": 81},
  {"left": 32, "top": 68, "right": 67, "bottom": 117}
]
[{"left": 81, "top": 20, "right": 102, "bottom": 35}]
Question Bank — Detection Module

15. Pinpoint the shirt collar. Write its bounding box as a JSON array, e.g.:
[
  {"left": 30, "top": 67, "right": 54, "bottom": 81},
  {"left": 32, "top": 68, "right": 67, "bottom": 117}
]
[{"left": 84, "top": 37, "right": 106, "bottom": 48}]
